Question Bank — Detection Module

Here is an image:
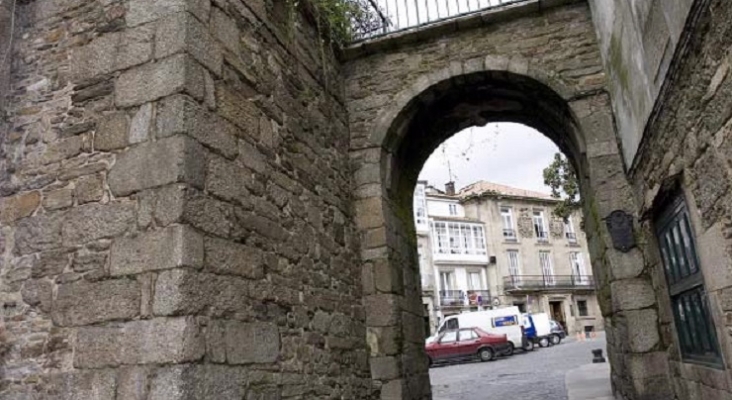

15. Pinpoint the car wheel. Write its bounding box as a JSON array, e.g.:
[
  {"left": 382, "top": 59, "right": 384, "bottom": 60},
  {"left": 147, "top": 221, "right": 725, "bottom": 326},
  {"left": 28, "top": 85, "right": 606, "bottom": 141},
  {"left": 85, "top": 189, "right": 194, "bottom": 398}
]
[
  {"left": 478, "top": 347, "right": 494, "bottom": 362},
  {"left": 522, "top": 341, "right": 534, "bottom": 352},
  {"left": 539, "top": 337, "right": 550, "bottom": 348},
  {"left": 428, "top": 357, "right": 434, "bottom": 368},
  {"left": 551, "top": 334, "right": 561, "bottom": 345},
  {"left": 503, "top": 344, "right": 514, "bottom": 356}
]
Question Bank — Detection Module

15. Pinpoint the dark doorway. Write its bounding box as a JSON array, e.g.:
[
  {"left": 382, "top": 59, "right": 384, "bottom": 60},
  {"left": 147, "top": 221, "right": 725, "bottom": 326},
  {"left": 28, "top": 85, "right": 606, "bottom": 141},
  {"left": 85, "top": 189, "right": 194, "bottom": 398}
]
[{"left": 549, "top": 301, "right": 565, "bottom": 328}]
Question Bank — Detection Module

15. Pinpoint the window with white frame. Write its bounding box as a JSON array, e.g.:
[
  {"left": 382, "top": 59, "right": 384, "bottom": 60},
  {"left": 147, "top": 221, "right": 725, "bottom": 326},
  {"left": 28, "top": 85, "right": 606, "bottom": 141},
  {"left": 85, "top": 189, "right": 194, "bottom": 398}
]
[
  {"left": 432, "top": 222, "right": 448, "bottom": 254},
  {"left": 439, "top": 271, "right": 454, "bottom": 289},
  {"left": 430, "top": 222, "right": 487, "bottom": 256},
  {"left": 448, "top": 204, "right": 458, "bottom": 216},
  {"left": 570, "top": 252, "right": 587, "bottom": 283},
  {"left": 467, "top": 272, "right": 482, "bottom": 290},
  {"left": 533, "top": 211, "right": 548, "bottom": 240},
  {"left": 539, "top": 251, "right": 554, "bottom": 285},
  {"left": 448, "top": 223, "right": 461, "bottom": 254},
  {"left": 501, "top": 207, "right": 516, "bottom": 240},
  {"left": 565, "top": 216, "right": 577, "bottom": 242},
  {"left": 414, "top": 185, "right": 428, "bottom": 227},
  {"left": 506, "top": 250, "right": 521, "bottom": 280}
]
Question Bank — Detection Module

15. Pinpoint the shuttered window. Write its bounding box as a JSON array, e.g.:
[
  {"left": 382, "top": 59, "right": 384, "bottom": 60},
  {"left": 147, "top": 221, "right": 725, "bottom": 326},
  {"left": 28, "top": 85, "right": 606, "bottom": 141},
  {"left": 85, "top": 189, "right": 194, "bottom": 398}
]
[{"left": 655, "top": 196, "right": 722, "bottom": 368}]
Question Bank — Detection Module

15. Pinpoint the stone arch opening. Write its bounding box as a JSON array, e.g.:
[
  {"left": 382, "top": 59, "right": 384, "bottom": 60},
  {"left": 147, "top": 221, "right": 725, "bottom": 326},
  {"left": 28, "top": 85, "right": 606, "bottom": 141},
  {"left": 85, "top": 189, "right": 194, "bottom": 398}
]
[{"left": 351, "top": 65, "right": 650, "bottom": 400}]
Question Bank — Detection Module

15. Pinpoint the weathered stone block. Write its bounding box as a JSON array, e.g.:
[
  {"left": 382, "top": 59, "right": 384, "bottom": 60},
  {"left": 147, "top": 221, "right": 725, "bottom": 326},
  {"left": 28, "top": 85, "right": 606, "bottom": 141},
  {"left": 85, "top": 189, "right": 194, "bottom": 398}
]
[
  {"left": 611, "top": 279, "right": 656, "bottom": 311},
  {"left": 43, "top": 187, "right": 73, "bottom": 210},
  {"left": 224, "top": 320, "right": 280, "bottom": 364},
  {"left": 152, "top": 268, "right": 250, "bottom": 316},
  {"left": 21, "top": 279, "right": 53, "bottom": 312},
  {"left": 137, "top": 184, "right": 187, "bottom": 228},
  {"left": 127, "top": 0, "right": 210, "bottom": 27},
  {"left": 116, "top": 366, "right": 152, "bottom": 400},
  {"left": 624, "top": 309, "right": 660, "bottom": 353},
  {"left": 108, "top": 135, "right": 205, "bottom": 197},
  {"left": 62, "top": 202, "right": 136, "bottom": 246},
  {"left": 204, "top": 237, "right": 264, "bottom": 279},
  {"left": 74, "top": 174, "right": 104, "bottom": 204},
  {"left": 110, "top": 224, "right": 203, "bottom": 276},
  {"left": 182, "top": 191, "right": 233, "bottom": 237},
  {"left": 214, "top": 83, "right": 261, "bottom": 139},
  {"left": 210, "top": 7, "right": 240, "bottom": 55},
  {"left": 95, "top": 112, "right": 129, "bottom": 151},
  {"left": 70, "top": 26, "right": 154, "bottom": 83},
  {"left": 370, "top": 356, "right": 401, "bottom": 380},
  {"left": 156, "top": 12, "right": 222, "bottom": 76},
  {"left": 365, "top": 294, "right": 399, "bottom": 327},
  {"left": 156, "top": 95, "right": 238, "bottom": 159},
  {"left": 14, "top": 213, "right": 63, "bottom": 254},
  {"left": 69, "top": 34, "right": 118, "bottom": 82},
  {"left": 148, "top": 364, "right": 247, "bottom": 400},
  {"left": 206, "top": 156, "right": 250, "bottom": 206},
  {"left": 0, "top": 191, "right": 40, "bottom": 224},
  {"left": 53, "top": 279, "right": 140, "bottom": 326},
  {"left": 31, "top": 249, "right": 70, "bottom": 278},
  {"left": 44, "top": 369, "right": 117, "bottom": 400},
  {"left": 129, "top": 103, "right": 153, "bottom": 144},
  {"left": 75, "top": 317, "right": 204, "bottom": 368},
  {"left": 115, "top": 54, "right": 206, "bottom": 107}
]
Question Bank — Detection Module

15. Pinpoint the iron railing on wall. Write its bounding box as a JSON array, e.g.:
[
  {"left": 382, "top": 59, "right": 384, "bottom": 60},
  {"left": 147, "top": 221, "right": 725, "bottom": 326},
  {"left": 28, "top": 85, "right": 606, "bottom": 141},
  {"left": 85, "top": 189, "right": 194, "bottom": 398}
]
[
  {"left": 350, "top": 0, "right": 531, "bottom": 41},
  {"left": 503, "top": 275, "right": 595, "bottom": 292}
]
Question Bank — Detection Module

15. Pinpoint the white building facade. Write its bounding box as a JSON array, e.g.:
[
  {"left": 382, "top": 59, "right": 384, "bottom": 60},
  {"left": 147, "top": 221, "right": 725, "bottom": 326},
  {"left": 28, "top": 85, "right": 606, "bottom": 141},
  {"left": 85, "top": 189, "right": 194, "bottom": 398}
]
[{"left": 416, "top": 181, "right": 603, "bottom": 337}]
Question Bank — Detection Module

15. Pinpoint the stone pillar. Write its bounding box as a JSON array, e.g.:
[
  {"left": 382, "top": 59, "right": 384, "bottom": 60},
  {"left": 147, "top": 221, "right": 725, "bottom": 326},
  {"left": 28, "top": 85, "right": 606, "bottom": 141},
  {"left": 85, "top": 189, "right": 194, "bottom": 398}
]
[{"left": 570, "top": 93, "right": 671, "bottom": 400}]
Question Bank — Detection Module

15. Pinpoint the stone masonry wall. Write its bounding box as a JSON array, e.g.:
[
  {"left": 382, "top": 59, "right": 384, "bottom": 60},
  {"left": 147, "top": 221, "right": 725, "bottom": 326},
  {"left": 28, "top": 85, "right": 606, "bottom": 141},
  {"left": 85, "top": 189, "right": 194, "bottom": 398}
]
[
  {"left": 629, "top": 0, "right": 732, "bottom": 398},
  {"left": 0, "top": 0, "right": 371, "bottom": 399}
]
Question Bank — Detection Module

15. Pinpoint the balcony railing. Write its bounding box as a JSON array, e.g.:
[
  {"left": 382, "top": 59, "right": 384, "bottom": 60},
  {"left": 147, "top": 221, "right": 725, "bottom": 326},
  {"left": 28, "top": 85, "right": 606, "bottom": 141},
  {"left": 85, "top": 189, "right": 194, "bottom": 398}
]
[
  {"left": 349, "top": 0, "right": 531, "bottom": 42},
  {"left": 536, "top": 231, "right": 549, "bottom": 242},
  {"left": 439, "top": 290, "right": 464, "bottom": 307},
  {"left": 503, "top": 275, "right": 595, "bottom": 292},
  {"left": 439, "top": 289, "right": 491, "bottom": 307},
  {"left": 503, "top": 229, "right": 517, "bottom": 241},
  {"left": 566, "top": 232, "right": 577, "bottom": 243}
]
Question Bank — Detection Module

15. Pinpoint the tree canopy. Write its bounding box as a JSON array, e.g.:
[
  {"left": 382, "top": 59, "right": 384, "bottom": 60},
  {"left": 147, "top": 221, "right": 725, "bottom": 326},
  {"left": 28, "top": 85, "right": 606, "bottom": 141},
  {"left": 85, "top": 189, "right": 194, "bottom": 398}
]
[{"left": 542, "top": 153, "right": 580, "bottom": 220}]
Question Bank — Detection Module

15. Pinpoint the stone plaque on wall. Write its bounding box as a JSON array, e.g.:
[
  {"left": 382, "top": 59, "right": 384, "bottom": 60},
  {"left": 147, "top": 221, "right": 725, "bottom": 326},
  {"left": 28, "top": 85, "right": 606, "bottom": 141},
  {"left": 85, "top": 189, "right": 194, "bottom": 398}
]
[
  {"left": 550, "top": 219, "right": 565, "bottom": 239},
  {"left": 517, "top": 208, "right": 534, "bottom": 238}
]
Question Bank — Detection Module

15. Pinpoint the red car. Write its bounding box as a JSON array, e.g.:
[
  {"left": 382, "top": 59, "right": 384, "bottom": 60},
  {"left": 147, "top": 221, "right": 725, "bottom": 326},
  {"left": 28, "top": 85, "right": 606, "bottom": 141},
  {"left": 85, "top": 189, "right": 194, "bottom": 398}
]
[{"left": 425, "top": 327, "right": 513, "bottom": 365}]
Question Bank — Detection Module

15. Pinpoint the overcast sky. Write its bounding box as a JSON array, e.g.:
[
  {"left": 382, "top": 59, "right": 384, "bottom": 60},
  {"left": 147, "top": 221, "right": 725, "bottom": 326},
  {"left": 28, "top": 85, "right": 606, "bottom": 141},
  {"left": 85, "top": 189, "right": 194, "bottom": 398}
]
[{"left": 418, "top": 123, "right": 561, "bottom": 194}]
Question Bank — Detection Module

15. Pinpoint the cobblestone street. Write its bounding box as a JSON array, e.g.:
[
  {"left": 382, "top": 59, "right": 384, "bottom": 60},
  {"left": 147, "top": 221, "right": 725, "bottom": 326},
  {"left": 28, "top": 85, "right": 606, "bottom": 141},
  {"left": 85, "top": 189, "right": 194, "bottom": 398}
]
[{"left": 430, "top": 334, "right": 607, "bottom": 400}]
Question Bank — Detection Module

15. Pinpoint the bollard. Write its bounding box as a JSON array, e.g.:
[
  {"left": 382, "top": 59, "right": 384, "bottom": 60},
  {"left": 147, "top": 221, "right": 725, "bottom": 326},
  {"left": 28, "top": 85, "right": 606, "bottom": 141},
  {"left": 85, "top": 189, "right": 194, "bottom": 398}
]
[{"left": 592, "top": 349, "right": 606, "bottom": 363}]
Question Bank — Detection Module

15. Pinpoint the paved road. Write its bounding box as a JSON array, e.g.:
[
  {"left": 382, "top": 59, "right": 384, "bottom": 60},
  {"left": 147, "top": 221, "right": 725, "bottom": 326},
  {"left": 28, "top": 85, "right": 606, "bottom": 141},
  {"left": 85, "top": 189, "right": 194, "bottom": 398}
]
[{"left": 430, "top": 334, "right": 607, "bottom": 400}]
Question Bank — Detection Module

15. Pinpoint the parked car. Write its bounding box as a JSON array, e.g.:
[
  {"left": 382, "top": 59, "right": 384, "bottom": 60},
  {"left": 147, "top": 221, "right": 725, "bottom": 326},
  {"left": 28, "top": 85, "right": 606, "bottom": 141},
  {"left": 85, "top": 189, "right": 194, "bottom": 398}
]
[
  {"left": 428, "top": 306, "right": 531, "bottom": 352},
  {"left": 549, "top": 320, "right": 567, "bottom": 345},
  {"left": 425, "top": 327, "right": 513, "bottom": 366}
]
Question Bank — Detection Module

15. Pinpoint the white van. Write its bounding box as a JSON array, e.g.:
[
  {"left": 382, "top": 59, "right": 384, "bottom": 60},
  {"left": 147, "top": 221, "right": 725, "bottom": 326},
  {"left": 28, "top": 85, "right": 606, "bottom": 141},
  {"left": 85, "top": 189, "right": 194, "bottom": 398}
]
[{"left": 429, "top": 307, "right": 529, "bottom": 351}]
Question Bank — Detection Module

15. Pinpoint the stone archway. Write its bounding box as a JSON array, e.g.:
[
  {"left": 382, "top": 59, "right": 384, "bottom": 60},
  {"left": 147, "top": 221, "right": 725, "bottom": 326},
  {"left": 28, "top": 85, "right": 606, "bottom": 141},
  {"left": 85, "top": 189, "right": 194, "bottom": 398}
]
[{"left": 347, "top": 51, "right": 661, "bottom": 400}]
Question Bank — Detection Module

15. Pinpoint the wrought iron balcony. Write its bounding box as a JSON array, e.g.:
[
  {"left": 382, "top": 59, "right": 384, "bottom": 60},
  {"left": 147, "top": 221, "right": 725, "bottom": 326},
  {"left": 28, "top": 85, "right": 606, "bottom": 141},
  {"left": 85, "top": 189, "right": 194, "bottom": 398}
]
[
  {"left": 566, "top": 232, "right": 577, "bottom": 243},
  {"left": 439, "top": 290, "right": 491, "bottom": 307},
  {"left": 503, "top": 229, "right": 517, "bottom": 241},
  {"left": 503, "top": 275, "right": 595, "bottom": 292},
  {"left": 439, "top": 290, "right": 464, "bottom": 307},
  {"left": 536, "top": 231, "right": 549, "bottom": 242}
]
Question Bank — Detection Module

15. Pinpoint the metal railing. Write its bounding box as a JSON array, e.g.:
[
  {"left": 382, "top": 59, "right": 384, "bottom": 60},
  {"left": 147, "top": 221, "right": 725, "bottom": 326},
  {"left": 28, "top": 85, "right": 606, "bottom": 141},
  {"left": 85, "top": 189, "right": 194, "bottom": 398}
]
[
  {"left": 439, "top": 290, "right": 464, "bottom": 307},
  {"left": 349, "top": 0, "right": 531, "bottom": 41},
  {"left": 566, "top": 232, "right": 577, "bottom": 242},
  {"left": 503, "top": 275, "right": 595, "bottom": 292},
  {"left": 536, "top": 231, "right": 549, "bottom": 242},
  {"left": 439, "top": 289, "right": 491, "bottom": 306}
]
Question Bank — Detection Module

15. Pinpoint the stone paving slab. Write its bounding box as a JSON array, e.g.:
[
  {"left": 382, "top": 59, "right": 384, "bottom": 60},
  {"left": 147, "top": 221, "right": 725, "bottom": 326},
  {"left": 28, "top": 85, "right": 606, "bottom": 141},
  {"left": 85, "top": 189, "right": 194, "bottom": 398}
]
[{"left": 565, "top": 362, "right": 615, "bottom": 400}]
